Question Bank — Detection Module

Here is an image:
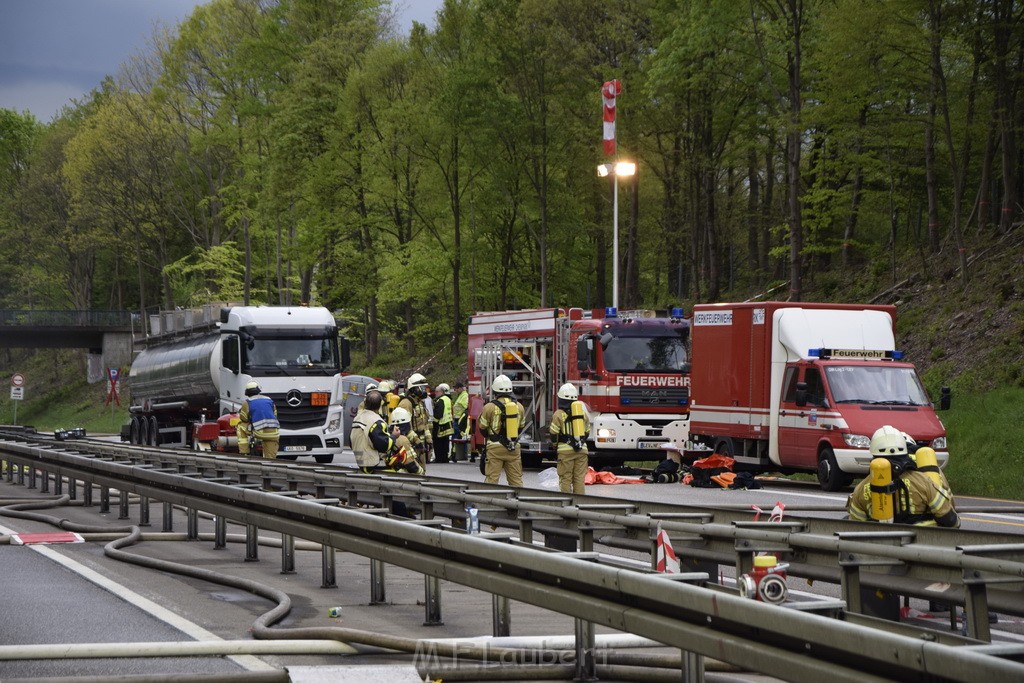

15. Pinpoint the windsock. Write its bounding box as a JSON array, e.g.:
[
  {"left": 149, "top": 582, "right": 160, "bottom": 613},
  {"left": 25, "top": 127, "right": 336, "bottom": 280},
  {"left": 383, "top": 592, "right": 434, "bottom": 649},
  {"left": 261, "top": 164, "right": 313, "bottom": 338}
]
[{"left": 602, "top": 79, "right": 621, "bottom": 155}]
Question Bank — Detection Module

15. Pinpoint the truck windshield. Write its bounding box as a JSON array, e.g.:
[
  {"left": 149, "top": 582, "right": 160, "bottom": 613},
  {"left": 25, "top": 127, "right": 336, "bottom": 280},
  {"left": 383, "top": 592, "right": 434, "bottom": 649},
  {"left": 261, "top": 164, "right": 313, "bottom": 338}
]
[
  {"left": 244, "top": 336, "right": 339, "bottom": 373},
  {"left": 825, "top": 365, "right": 931, "bottom": 406},
  {"left": 602, "top": 333, "right": 689, "bottom": 372}
]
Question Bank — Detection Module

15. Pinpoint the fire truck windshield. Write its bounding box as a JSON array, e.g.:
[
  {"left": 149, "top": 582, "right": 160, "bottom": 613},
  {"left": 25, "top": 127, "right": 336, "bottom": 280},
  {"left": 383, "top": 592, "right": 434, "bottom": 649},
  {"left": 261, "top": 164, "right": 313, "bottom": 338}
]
[
  {"left": 601, "top": 332, "right": 689, "bottom": 372},
  {"left": 825, "top": 365, "right": 931, "bottom": 406},
  {"left": 244, "top": 336, "right": 340, "bottom": 373}
]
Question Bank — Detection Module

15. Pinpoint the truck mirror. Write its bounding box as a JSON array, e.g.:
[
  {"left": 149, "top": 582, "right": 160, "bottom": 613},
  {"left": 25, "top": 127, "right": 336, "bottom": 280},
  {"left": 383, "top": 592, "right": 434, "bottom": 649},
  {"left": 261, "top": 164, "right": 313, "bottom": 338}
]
[
  {"left": 939, "top": 386, "right": 951, "bottom": 411},
  {"left": 599, "top": 332, "right": 613, "bottom": 348},
  {"left": 576, "top": 337, "right": 592, "bottom": 372},
  {"left": 794, "top": 381, "right": 808, "bottom": 407},
  {"left": 340, "top": 338, "right": 351, "bottom": 371}
]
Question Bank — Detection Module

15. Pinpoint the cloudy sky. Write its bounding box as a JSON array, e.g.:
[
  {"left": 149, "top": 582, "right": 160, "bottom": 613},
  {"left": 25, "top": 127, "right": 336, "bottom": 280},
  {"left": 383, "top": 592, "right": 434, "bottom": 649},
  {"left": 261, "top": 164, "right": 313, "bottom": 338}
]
[{"left": 0, "top": 0, "right": 444, "bottom": 123}]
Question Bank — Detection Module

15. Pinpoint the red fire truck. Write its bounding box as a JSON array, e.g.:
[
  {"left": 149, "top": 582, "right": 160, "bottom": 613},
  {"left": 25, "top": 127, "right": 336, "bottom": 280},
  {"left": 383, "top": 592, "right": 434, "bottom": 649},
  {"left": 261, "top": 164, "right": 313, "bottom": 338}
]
[
  {"left": 687, "top": 302, "right": 950, "bottom": 490},
  {"left": 466, "top": 307, "right": 691, "bottom": 467}
]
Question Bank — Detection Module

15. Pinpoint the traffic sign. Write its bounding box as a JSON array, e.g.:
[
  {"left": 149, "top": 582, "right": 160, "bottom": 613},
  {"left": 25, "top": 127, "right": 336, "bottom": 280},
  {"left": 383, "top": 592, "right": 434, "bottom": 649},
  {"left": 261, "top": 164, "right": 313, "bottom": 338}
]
[
  {"left": 11, "top": 373, "right": 24, "bottom": 388},
  {"left": 11, "top": 386, "right": 24, "bottom": 400}
]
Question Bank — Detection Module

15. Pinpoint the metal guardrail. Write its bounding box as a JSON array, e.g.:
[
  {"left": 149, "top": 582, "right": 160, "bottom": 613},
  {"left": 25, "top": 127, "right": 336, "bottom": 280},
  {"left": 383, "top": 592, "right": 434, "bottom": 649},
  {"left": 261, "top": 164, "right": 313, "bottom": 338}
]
[
  {"left": 0, "top": 310, "right": 134, "bottom": 327},
  {"left": 3, "top": 437, "right": 1024, "bottom": 681}
]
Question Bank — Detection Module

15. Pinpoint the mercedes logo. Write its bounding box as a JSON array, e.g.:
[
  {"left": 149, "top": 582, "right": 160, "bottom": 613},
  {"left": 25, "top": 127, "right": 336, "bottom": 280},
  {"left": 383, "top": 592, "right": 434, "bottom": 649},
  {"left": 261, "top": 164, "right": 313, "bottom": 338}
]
[{"left": 286, "top": 389, "right": 303, "bottom": 407}]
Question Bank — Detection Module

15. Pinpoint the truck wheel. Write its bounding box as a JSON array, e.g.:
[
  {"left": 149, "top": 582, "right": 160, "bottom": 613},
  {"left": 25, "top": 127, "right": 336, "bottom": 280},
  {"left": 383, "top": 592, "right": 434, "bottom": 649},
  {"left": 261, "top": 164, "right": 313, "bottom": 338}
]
[
  {"left": 148, "top": 416, "right": 160, "bottom": 447},
  {"left": 138, "top": 417, "right": 150, "bottom": 446},
  {"left": 129, "top": 417, "right": 141, "bottom": 445},
  {"left": 714, "top": 438, "right": 735, "bottom": 456},
  {"left": 817, "top": 447, "right": 851, "bottom": 491}
]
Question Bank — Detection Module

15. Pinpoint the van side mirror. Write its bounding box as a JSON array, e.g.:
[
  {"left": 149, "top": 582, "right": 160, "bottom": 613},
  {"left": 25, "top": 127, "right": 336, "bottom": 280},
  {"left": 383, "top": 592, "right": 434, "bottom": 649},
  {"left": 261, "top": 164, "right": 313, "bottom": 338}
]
[
  {"left": 794, "top": 381, "right": 808, "bottom": 407},
  {"left": 938, "top": 386, "right": 951, "bottom": 411}
]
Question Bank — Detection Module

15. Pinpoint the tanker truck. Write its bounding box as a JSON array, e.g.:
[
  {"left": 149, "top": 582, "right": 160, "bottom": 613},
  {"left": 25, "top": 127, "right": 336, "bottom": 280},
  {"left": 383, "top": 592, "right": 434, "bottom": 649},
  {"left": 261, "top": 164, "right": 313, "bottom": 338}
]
[{"left": 124, "top": 305, "right": 351, "bottom": 463}]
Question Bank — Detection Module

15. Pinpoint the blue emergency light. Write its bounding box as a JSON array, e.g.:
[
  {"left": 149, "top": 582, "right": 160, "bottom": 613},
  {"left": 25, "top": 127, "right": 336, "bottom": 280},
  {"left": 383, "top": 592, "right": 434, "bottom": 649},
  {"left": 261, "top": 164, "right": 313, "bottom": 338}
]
[
  {"left": 670, "top": 307, "right": 685, "bottom": 319},
  {"left": 605, "top": 307, "right": 618, "bottom": 318}
]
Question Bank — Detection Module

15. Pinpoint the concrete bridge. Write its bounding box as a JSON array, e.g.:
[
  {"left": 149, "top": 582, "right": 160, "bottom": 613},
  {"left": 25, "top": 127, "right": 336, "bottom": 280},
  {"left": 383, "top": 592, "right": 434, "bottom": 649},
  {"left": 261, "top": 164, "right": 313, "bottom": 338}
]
[{"left": 0, "top": 310, "right": 135, "bottom": 383}]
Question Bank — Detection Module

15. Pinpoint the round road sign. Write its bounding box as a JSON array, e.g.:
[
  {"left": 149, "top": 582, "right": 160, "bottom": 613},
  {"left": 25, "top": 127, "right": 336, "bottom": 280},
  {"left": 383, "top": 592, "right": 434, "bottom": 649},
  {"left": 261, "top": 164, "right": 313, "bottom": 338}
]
[{"left": 11, "top": 373, "right": 25, "bottom": 388}]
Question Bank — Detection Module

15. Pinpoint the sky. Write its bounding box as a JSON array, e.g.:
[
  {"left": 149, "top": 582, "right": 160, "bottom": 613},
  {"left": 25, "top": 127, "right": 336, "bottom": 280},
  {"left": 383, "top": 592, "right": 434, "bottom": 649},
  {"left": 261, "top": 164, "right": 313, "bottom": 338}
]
[{"left": 0, "top": 0, "right": 445, "bottom": 123}]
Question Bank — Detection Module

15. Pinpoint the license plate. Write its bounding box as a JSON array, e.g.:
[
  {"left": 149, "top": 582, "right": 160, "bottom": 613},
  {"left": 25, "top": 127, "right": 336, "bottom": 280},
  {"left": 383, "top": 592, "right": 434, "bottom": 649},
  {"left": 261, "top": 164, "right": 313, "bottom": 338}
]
[
  {"left": 283, "top": 446, "right": 308, "bottom": 452},
  {"left": 637, "top": 442, "right": 663, "bottom": 449}
]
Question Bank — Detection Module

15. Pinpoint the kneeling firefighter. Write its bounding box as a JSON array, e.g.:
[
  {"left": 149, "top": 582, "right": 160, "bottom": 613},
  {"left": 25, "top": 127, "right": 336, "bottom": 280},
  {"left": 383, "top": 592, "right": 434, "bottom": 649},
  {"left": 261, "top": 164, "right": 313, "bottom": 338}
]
[
  {"left": 549, "top": 382, "right": 590, "bottom": 495},
  {"left": 237, "top": 381, "right": 280, "bottom": 459},
  {"left": 847, "top": 425, "right": 959, "bottom": 527},
  {"left": 389, "top": 407, "right": 425, "bottom": 475}
]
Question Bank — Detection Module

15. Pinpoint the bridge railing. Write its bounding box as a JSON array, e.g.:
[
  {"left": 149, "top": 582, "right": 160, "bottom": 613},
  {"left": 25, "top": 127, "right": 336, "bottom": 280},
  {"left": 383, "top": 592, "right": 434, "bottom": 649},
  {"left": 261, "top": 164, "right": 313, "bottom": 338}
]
[{"left": 0, "top": 310, "right": 134, "bottom": 328}]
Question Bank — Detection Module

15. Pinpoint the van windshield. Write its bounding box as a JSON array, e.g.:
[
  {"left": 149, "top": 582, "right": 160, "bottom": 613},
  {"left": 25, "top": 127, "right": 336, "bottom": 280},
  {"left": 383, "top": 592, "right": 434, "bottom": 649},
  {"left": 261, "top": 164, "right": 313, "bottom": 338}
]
[{"left": 825, "top": 365, "right": 931, "bottom": 406}]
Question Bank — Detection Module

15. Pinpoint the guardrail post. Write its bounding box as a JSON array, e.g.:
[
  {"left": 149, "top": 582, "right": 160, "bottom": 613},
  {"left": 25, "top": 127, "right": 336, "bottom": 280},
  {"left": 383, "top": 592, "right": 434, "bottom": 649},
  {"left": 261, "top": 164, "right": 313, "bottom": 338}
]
[
  {"left": 16, "top": 462, "right": 25, "bottom": 486},
  {"left": 839, "top": 556, "right": 863, "bottom": 614},
  {"left": 321, "top": 545, "right": 336, "bottom": 588},
  {"left": 54, "top": 473, "right": 64, "bottom": 496},
  {"left": 370, "top": 560, "right": 386, "bottom": 604},
  {"left": 574, "top": 617, "right": 596, "bottom": 681},
  {"left": 99, "top": 485, "right": 109, "bottom": 512},
  {"left": 118, "top": 489, "right": 130, "bottom": 519},
  {"left": 963, "top": 579, "right": 992, "bottom": 641},
  {"left": 281, "top": 534, "right": 296, "bottom": 574},
  {"left": 187, "top": 508, "right": 199, "bottom": 539},
  {"left": 162, "top": 502, "right": 174, "bottom": 531},
  {"left": 682, "top": 649, "right": 705, "bottom": 683},
  {"left": 28, "top": 465, "right": 36, "bottom": 489},
  {"left": 423, "top": 575, "right": 443, "bottom": 625},
  {"left": 67, "top": 478, "right": 77, "bottom": 501},
  {"left": 492, "top": 594, "right": 511, "bottom": 636},
  {"left": 82, "top": 480, "right": 92, "bottom": 506},
  {"left": 138, "top": 495, "right": 150, "bottom": 527},
  {"left": 245, "top": 524, "right": 259, "bottom": 562},
  {"left": 214, "top": 515, "right": 226, "bottom": 549},
  {"left": 39, "top": 469, "right": 50, "bottom": 493}
]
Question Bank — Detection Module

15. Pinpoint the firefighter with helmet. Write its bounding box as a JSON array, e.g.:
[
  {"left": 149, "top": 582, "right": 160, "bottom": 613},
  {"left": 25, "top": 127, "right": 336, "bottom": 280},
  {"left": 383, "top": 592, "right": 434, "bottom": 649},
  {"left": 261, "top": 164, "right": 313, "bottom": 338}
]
[
  {"left": 378, "top": 380, "right": 399, "bottom": 421},
  {"left": 432, "top": 383, "right": 455, "bottom": 463},
  {"left": 389, "top": 406, "right": 425, "bottom": 475},
  {"left": 357, "top": 381, "right": 380, "bottom": 415},
  {"left": 479, "top": 374, "right": 526, "bottom": 486},
  {"left": 351, "top": 390, "right": 397, "bottom": 473},
  {"left": 399, "top": 373, "right": 432, "bottom": 467},
  {"left": 549, "top": 382, "right": 591, "bottom": 494},
  {"left": 847, "top": 425, "right": 959, "bottom": 527},
  {"left": 237, "top": 381, "right": 280, "bottom": 459}
]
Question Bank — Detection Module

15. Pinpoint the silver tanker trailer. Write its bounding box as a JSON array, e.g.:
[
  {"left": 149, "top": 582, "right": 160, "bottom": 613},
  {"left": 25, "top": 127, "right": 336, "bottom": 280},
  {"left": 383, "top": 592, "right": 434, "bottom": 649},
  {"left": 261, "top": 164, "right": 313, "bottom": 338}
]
[{"left": 125, "top": 305, "right": 351, "bottom": 463}]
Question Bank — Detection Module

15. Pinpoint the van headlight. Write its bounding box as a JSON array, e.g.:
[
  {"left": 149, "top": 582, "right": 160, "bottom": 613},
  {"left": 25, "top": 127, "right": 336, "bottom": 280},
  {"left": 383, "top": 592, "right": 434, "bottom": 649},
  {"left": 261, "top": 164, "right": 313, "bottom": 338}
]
[
  {"left": 931, "top": 436, "right": 946, "bottom": 449},
  {"left": 843, "top": 433, "right": 871, "bottom": 449}
]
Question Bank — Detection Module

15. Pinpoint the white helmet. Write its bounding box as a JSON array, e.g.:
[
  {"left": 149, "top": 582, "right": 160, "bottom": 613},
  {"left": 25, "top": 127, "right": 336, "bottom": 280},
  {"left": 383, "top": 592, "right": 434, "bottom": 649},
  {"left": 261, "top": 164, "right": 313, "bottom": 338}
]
[
  {"left": 436, "top": 383, "right": 450, "bottom": 394},
  {"left": 378, "top": 379, "right": 394, "bottom": 393},
  {"left": 408, "top": 372, "right": 428, "bottom": 388},
  {"left": 491, "top": 374, "right": 513, "bottom": 394},
  {"left": 870, "top": 425, "right": 908, "bottom": 457},
  {"left": 390, "top": 406, "right": 412, "bottom": 426},
  {"left": 557, "top": 382, "right": 578, "bottom": 401},
  {"left": 365, "top": 382, "right": 378, "bottom": 395}
]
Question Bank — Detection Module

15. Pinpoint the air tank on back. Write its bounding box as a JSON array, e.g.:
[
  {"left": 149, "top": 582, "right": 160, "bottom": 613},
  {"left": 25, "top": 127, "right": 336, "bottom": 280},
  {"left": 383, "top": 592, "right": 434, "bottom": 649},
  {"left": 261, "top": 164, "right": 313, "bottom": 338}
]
[{"left": 129, "top": 333, "right": 222, "bottom": 412}]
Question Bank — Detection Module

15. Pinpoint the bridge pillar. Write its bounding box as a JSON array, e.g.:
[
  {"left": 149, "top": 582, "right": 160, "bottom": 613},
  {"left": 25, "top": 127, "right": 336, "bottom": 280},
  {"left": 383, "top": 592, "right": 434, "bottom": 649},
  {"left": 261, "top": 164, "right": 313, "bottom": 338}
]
[{"left": 87, "top": 332, "right": 133, "bottom": 383}]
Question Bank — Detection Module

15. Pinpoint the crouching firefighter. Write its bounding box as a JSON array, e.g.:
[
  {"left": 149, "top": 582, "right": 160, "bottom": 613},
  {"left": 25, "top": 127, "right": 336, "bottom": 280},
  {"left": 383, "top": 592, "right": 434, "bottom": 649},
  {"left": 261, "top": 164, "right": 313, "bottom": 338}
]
[
  {"left": 479, "top": 374, "right": 525, "bottom": 487},
  {"left": 847, "top": 425, "right": 959, "bottom": 527},
  {"left": 388, "top": 407, "right": 425, "bottom": 475},
  {"left": 549, "top": 382, "right": 590, "bottom": 494},
  {"left": 237, "top": 381, "right": 280, "bottom": 459}
]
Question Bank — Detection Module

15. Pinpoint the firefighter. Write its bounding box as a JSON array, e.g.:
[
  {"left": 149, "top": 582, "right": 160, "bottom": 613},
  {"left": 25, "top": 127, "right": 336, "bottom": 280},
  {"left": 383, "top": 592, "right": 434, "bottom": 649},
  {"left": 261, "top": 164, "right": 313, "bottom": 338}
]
[
  {"left": 237, "top": 381, "right": 280, "bottom": 459},
  {"left": 549, "top": 382, "right": 591, "bottom": 494},
  {"left": 389, "top": 407, "right": 425, "bottom": 475},
  {"left": 479, "top": 374, "right": 525, "bottom": 487},
  {"left": 847, "top": 425, "right": 959, "bottom": 527},
  {"left": 432, "top": 383, "right": 455, "bottom": 463},
  {"left": 356, "top": 381, "right": 379, "bottom": 414},
  {"left": 350, "top": 390, "right": 397, "bottom": 473},
  {"left": 451, "top": 380, "right": 470, "bottom": 462},
  {"left": 378, "top": 380, "right": 399, "bottom": 421},
  {"left": 399, "top": 373, "right": 432, "bottom": 466}
]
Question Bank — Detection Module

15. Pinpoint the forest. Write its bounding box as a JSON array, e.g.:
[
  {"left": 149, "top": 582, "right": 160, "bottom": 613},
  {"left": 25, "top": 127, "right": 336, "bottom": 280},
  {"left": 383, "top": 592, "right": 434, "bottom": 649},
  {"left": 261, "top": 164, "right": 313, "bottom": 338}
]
[{"left": 0, "top": 0, "right": 1021, "bottom": 364}]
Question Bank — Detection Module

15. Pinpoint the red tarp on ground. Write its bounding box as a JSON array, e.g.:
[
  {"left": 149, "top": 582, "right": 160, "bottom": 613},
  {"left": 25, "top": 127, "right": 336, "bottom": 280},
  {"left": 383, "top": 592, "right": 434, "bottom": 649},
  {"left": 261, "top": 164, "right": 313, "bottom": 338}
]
[{"left": 584, "top": 467, "right": 647, "bottom": 485}]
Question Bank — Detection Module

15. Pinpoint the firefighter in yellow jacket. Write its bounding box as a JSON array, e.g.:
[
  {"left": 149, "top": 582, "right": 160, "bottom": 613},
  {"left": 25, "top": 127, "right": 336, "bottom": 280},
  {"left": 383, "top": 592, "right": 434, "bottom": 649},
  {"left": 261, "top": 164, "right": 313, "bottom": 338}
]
[
  {"left": 549, "top": 382, "right": 590, "bottom": 494},
  {"left": 478, "top": 374, "right": 525, "bottom": 487},
  {"left": 389, "top": 407, "right": 425, "bottom": 475},
  {"left": 432, "top": 383, "right": 454, "bottom": 463},
  {"left": 398, "top": 373, "right": 431, "bottom": 466},
  {"left": 847, "top": 425, "right": 959, "bottom": 527}
]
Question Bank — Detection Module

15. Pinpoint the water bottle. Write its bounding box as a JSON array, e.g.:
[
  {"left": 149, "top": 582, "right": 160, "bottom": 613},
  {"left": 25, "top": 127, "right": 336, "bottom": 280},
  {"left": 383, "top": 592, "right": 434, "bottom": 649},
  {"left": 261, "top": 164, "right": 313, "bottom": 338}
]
[{"left": 466, "top": 505, "right": 480, "bottom": 535}]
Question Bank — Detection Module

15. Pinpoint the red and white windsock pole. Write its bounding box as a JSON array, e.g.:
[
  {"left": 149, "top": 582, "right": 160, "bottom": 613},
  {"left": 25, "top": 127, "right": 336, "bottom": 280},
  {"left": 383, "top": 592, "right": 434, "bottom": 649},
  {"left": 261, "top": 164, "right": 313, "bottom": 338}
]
[{"left": 602, "top": 79, "right": 621, "bottom": 156}]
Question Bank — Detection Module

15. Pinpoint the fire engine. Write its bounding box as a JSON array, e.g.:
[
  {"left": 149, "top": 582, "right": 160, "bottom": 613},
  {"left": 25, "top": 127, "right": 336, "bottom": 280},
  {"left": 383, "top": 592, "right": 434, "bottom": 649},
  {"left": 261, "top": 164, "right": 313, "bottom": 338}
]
[
  {"left": 466, "top": 307, "right": 691, "bottom": 467},
  {"left": 687, "top": 302, "right": 950, "bottom": 490}
]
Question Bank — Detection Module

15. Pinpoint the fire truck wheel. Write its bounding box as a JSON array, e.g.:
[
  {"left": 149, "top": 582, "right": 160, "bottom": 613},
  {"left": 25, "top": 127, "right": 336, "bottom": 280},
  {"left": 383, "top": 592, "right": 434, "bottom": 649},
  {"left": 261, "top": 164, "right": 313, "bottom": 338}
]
[
  {"left": 478, "top": 451, "right": 487, "bottom": 476},
  {"left": 816, "top": 446, "right": 851, "bottom": 492},
  {"left": 713, "top": 438, "right": 735, "bottom": 457}
]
